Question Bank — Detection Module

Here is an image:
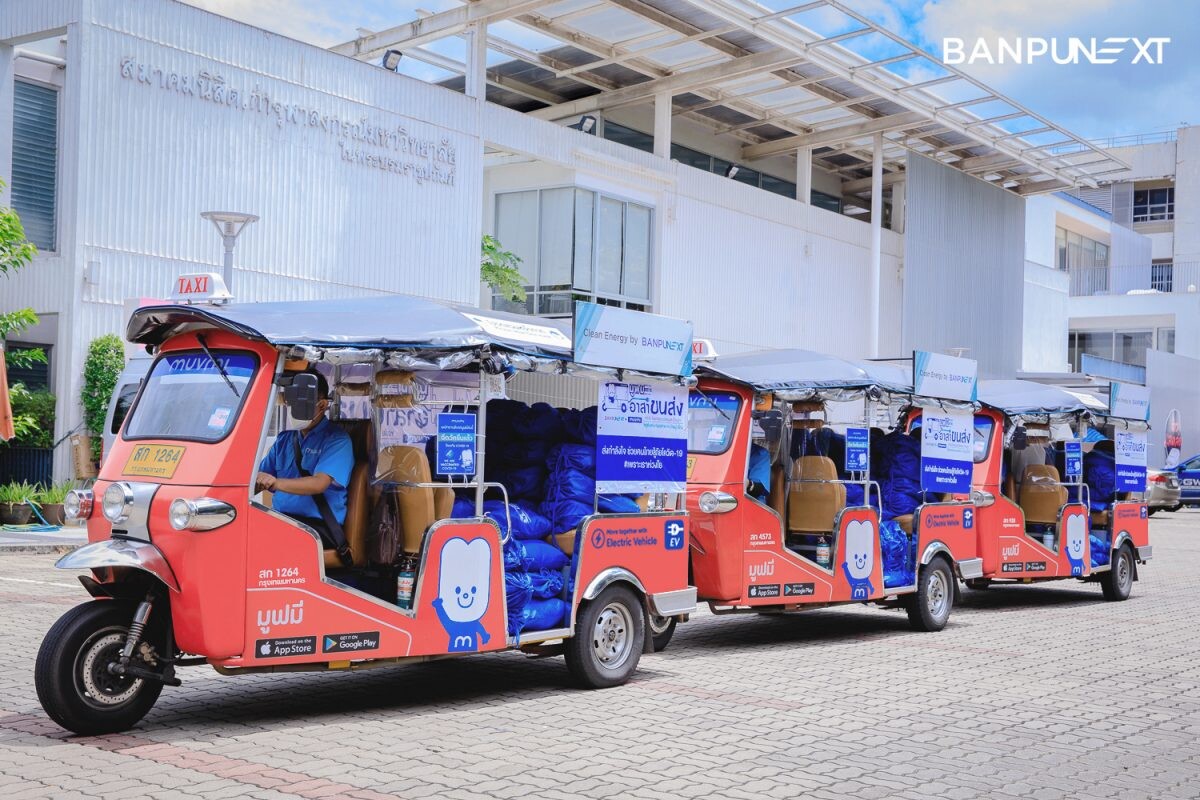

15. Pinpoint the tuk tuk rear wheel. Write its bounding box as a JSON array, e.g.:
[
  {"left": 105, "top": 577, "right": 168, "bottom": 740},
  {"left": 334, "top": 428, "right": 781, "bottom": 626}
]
[
  {"left": 1101, "top": 544, "right": 1134, "bottom": 601},
  {"left": 649, "top": 614, "right": 677, "bottom": 652},
  {"left": 35, "top": 600, "right": 163, "bottom": 735},
  {"left": 564, "top": 585, "right": 644, "bottom": 689},
  {"left": 905, "top": 558, "right": 953, "bottom": 632}
]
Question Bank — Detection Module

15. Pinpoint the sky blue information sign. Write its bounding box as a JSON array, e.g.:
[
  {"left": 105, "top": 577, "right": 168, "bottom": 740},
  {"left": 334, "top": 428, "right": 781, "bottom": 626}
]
[
  {"left": 436, "top": 413, "right": 476, "bottom": 476},
  {"left": 1063, "top": 440, "right": 1082, "bottom": 479},
  {"left": 845, "top": 427, "right": 869, "bottom": 473}
]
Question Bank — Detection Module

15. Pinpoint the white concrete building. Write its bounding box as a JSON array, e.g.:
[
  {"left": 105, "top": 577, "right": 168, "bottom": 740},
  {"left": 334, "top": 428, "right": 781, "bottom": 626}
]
[{"left": 0, "top": 0, "right": 1134, "bottom": 479}]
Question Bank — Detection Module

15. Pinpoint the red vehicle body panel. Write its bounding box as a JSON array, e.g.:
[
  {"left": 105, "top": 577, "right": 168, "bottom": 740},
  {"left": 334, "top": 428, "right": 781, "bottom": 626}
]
[{"left": 87, "top": 332, "right": 690, "bottom": 666}]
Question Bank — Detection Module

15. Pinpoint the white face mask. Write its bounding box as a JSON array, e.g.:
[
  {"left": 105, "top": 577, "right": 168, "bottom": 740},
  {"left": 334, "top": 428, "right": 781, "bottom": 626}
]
[{"left": 285, "top": 400, "right": 324, "bottom": 431}]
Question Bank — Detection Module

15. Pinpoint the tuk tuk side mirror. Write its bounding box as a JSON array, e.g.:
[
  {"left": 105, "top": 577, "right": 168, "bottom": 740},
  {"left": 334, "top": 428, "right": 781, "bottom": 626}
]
[{"left": 282, "top": 373, "right": 319, "bottom": 420}]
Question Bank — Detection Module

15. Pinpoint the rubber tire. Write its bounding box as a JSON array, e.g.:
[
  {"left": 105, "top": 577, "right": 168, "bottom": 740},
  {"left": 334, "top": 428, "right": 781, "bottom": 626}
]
[
  {"left": 564, "top": 585, "right": 645, "bottom": 689},
  {"left": 649, "top": 615, "right": 677, "bottom": 652},
  {"left": 965, "top": 578, "right": 991, "bottom": 591},
  {"left": 1148, "top": 507, "right": 1159, "bottom": 516},
  {"left": 35, "top": 600, "right": 163, "bottom": 736},
  {"left": 906, "top": 558, "right": 954, "bottom": 632},
  {"left": 1101, "top": 544, "right": 1135, "bottom": 602}
]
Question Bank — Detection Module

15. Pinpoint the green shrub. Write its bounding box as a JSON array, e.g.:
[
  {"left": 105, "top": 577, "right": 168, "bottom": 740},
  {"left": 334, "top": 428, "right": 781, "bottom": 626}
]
[
  {"left": 6, "top": 382, "right": 54, "bottom": 448},
  {"left": 83, "top": 334, "right": 125, "bottom": 461},
  {"left": 0, "top": 481, "right": 40, "bottom": 506},
  {"left": 36, "top": 481, "right": 73, "bottom": 505}
]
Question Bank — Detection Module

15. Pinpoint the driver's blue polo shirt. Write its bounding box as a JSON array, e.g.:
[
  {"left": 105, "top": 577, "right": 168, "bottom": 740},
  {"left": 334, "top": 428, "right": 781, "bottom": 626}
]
[{"left": 259, "top": 417, "right": 354, "bottom": 523}]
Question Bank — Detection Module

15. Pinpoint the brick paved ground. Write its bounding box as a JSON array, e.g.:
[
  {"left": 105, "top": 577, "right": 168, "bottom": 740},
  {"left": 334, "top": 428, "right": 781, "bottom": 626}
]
[{"left": 1, "top": 512, "right": 1198, "bottom": 799}]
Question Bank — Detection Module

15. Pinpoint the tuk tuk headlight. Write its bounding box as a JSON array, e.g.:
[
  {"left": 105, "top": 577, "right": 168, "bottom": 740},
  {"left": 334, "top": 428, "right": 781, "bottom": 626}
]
[
  {"left": 102, "top": 482, "right": 135, "bottom": 524},
  {"left": 169, "top": 497, "right": 237, "bottom": 531},
  {"left": 64, "top": 489, "right": 94, "bottom": 520},
  {"left": 698, "top": 490, "right": 738, "bottom": 514}
]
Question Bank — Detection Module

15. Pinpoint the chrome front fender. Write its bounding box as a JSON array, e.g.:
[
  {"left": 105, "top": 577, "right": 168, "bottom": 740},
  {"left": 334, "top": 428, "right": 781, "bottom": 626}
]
[{"left": 55, "top": 538, "right": 180, "bottom": 593}]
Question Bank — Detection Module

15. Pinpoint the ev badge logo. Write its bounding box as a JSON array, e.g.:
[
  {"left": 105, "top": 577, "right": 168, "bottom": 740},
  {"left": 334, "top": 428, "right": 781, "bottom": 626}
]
[
  {"left": 664, "top": 519, "right": 685, "bottom": 550},
  {"left": 962, "top": 508, "right": 974, "bottom": 529},
  {"left": 591, "top": 528, "right": 606, "bottom": 549},
  {"left": 1141, "top": 506, "right": 1148, "bottom": 519}
]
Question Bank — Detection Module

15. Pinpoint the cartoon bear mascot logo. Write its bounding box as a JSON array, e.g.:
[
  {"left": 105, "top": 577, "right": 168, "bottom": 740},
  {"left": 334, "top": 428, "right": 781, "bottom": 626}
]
[
  {"left": 431, "top": 537, "right": 493, "bottom": 652},
  {"left": 1064, "top": 514, "right": 1086, "bottom": 577},
  {"left": 841, "top": 519, "right": 876, "bottom": 600}
]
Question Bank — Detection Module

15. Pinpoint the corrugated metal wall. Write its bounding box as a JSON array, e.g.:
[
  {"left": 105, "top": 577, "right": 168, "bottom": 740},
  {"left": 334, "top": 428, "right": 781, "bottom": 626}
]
[{"left": 903, "top": 153, "right": 1025, "bottom": 378}]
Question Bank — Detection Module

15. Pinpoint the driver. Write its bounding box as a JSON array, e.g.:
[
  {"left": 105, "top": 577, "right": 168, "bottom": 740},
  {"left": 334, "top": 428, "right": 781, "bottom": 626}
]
[{"left": 256, "top": 372, "right": 354, "bottom": 556}]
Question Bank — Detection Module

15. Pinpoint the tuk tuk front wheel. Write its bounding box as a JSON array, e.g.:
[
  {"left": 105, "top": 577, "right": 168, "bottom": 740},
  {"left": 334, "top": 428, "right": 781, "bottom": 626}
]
[
  {"left": 564, "top": 584, "right": 644, "bottom": 689},
  {"left": 649, "top": 614, "right": 677, "bottom": 652},
  {"left": 1101, "top": 544, "right": 1134, "bottom": 602},
  {"left": 905, "top": 558, "right": 954, "bottom": 632},
  {"left": 35, "top": 600, "right": 164, "bottom": 735}
]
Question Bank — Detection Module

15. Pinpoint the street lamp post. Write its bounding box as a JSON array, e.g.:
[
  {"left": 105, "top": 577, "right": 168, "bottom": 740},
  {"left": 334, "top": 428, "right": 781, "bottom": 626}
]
[{"left": 200, "top": 211, "right": 259, "bottom": 293}]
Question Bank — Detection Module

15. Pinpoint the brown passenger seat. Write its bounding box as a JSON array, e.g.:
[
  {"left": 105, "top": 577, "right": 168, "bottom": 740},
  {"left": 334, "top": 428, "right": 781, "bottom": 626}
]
[
  {"left": 788, "top": 456, "right": 846, "bottom": 533},
  {"left": 1019, "top": 465, "right": 1067, "bottom": 526},
  {"left": 894, "top": 514, "right": 914, "bottom": 534},
  {"left": 323, "top": 421, "right": 371, "bottom": 569},
  {"left": 769, "top": 464, "right": 786, "bottom": 518},
  {"left": 376, "top": 445, "right": 437, "bottom": 557}
]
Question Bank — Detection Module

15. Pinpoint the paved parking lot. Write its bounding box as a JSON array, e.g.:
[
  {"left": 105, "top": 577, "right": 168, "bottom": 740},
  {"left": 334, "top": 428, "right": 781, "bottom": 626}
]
[{"left": 1, "top": 512, "right": 1198, "bottom": 800}]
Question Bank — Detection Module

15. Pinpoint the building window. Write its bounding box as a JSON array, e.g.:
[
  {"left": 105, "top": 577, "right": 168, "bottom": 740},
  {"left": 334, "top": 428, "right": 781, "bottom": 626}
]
[
  {"left": 1151, "top": 261, "right": 1174, "bottom": 292},
  {"left": 11, "top": 80, "right": 59, "bottom": 252},
  {"left": 602, "top": 121, "right": 653, "bottom": 154},
  {"left": 493, "top": 188, "right": 653, "bottom": 317},
  {"left": 1068, "top": 328, "right": 1160, "bottom": 370},
  {"left": 1056, "top": 227, "right": 1108, "bottom": 271},
  {"left": 1133, "top": 187, "right": 1174, "bottom": 222}
]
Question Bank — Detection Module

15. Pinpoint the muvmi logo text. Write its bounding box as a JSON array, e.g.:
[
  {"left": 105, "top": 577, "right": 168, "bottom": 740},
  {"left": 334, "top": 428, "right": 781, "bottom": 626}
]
[
  {"left": 257, "top": 600, "right": 304, "bottom": 634},
  {"left": 944, "top": 37, "right": 1168, "bottom": 66}
]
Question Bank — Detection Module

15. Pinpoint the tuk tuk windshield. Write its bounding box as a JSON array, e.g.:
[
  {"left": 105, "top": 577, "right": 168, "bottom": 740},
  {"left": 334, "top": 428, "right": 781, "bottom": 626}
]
[
  {"left": 688, "top": 390, "right": 740, "bottom": 453},
  {"left": 124, "top": 351, "right": 258, "bottom": 443}
]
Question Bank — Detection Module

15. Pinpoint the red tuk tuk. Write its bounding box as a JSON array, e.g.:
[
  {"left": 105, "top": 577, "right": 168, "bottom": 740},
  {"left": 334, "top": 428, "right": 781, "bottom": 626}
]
[
  {"left": 945, "top": 379, "right": 1151, "bottom": 598},
  {"left": 36, "top": 279, "right": 694, "bottom": 735},
  {"left": 674, "top": 349, "right": 981, "bottom": 641}
]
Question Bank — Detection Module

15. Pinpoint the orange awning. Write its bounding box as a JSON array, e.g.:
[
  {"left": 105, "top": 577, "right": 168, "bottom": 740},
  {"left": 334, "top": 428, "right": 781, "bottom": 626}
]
[{"left": 0, "top": 343, "right": 13, "bottom": 442}]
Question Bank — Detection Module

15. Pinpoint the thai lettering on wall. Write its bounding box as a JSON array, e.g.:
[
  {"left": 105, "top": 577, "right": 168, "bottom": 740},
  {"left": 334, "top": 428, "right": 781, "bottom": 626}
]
[{"left": 118, "top": 56, "right": 458, "bottom": 187}]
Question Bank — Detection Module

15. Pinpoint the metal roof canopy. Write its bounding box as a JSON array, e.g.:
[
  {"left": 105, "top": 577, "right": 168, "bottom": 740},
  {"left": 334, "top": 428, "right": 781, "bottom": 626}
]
[{"left": 332, "top": 0, "right": 1127, "bottom": 196}]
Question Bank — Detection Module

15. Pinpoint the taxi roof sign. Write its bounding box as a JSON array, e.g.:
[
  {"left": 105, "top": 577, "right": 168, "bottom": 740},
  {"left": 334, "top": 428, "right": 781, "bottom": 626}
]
[
  {"left": 692, "top": 339, "right": 718, "bottom": 361},
  {"left": 171, "top": 273, "right": 233, "bottom": 305}
]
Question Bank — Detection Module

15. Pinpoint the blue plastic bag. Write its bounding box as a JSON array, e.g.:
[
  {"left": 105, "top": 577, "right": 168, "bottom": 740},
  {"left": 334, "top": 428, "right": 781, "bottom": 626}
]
[
  {"left": 529, "top": 569, "right": 565, "bottom": 600},
  {"left": 546, "top": 443, "right": 597, "bottom": 474},
  {"left": 491, "top": 500, "right": 552, "bottom": 540},
  {"left": 521, "top": 597, "right": 569, "bottom": 632},
  {"left": 514, "top": 402, "right": 563, "bottom": 440},
  {"left": 561, "top": 406, "right": 598, "bottom": 445},
  {"left": 505, "top": 570, "right": 533, "bottom": 635},
  {"left": 514, "top": 539, "right": 569, "bottom": 571},
  {"left": 492, "top": 464, "right": 547, "bottom": 500},
  {"left": 1084, "top": 450, "right": 1116, "bottom": 511},
  {"left": 880, "top": 519, "right": 915, "bottom": 588},
  {"left": 1089, "top": 533, "right": 1111, "bottom": 567},
  {"left": 545, "top": 469, "right": 596, "bottom": 503}
]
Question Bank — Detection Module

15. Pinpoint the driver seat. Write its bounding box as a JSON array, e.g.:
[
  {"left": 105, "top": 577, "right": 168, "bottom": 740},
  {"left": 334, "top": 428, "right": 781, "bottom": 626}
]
[{"left": 324, "top": 421, "right": 371, "bottom": 569}]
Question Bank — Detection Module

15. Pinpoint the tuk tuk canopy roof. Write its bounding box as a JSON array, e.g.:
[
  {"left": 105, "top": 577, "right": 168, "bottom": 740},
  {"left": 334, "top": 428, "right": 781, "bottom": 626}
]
[
  {"left": 700, "top": 348, "right": 889, "bottom": 400},
  {"left": 977, "top": 380, "right": 1091, "bottom": 416},
  {"left": 126, "top": 296, "right": 574, "bottom": 359}
]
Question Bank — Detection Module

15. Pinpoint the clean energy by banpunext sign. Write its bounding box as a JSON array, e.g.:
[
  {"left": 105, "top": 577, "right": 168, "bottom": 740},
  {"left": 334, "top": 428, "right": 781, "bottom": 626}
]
[
  {"left": 1109, "top": 382, "right": 1151, "bottom": 423},
  {"left": 573, "top": 301, "right": 694, "bottom": 377},
  {"left": 595, "top": 381, "right": 688, "bottom": 494},
  {"left": 913, "top": 350, "right": 978, "bottom": 403},
  {"left": 914, "top": 351, "right": 979, "bottom": 494}
]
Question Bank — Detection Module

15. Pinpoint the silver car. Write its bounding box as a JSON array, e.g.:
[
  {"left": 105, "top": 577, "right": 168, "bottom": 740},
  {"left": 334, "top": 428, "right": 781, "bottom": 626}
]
[{"left": 1145, "top": 468, "right": 1182, "bottom": 515}]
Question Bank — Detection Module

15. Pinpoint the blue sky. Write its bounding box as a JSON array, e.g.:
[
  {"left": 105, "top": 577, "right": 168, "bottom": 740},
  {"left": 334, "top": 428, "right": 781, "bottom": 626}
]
[{"left": 185, "top": 0, "right": 1199, "bottom": 140}]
